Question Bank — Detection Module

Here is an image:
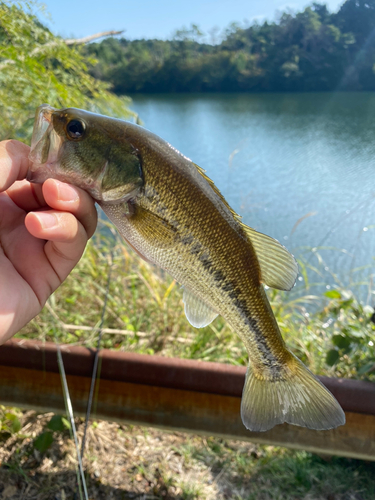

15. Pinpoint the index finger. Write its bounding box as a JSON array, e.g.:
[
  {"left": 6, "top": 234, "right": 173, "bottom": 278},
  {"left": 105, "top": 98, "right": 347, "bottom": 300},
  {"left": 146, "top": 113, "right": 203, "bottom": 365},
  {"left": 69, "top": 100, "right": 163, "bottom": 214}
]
[{"left": 0, "top": 140, "right": 31, "bottom": 192}]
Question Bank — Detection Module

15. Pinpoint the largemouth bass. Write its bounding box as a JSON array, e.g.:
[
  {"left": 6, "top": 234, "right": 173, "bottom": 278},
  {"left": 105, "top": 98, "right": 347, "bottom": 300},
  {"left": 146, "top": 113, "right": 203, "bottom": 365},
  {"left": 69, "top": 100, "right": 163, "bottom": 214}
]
[{"left": 27, "top": 104, "right": 345, "bottom": 432}]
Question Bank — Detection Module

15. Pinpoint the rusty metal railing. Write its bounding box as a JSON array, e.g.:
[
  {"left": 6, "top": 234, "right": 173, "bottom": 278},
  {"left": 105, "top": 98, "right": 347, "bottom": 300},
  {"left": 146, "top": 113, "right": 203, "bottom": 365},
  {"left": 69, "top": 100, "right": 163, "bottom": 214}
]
[{"left": 0, "top": 339, "right": 374, "bottom": 460}]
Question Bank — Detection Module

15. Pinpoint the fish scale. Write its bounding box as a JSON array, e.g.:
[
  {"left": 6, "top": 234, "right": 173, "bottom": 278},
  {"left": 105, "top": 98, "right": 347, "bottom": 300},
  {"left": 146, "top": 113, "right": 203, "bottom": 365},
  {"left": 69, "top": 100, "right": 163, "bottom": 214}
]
[{"left": 27, "top": 104, "right": 346, "bottom": 432}]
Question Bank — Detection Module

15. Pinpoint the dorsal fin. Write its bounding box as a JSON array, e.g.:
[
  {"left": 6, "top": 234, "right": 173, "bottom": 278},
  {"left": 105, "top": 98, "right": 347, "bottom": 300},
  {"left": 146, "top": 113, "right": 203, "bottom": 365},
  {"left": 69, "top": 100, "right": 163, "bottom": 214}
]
[
  {"left": 193, "top": 163, "right": 298, "bottom": 291},
  {"left": 194, "top": 163, "right": 298, "bottom": 290},
  {"left": 193, "top": 163, "right": 243, "bottom": 223},
  {"left": 242, "top": 224, "right": 298, "bottom": 291}
]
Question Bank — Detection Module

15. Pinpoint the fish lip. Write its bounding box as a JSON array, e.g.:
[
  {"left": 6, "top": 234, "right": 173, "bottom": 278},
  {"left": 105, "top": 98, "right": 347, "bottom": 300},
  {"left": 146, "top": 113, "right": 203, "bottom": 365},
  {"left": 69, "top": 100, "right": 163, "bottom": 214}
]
[
  {"left": 27, "top": 104, "right": 62, "bottom": 184},
  {"left": 29, "top": 104, "right": 55, "bottom": 155},
  {"left": 26, "top": 162, "right": 55, "bottom": 183}
]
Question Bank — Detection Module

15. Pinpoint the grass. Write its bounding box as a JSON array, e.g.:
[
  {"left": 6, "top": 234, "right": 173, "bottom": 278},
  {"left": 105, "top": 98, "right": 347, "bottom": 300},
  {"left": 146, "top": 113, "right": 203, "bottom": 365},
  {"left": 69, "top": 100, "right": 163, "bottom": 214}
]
[
  {"left": 0, "top": 410, "right": 375, "bottom": 499},
  {"left": 4, "top": 216, "right": 375, "bottom": 498}
]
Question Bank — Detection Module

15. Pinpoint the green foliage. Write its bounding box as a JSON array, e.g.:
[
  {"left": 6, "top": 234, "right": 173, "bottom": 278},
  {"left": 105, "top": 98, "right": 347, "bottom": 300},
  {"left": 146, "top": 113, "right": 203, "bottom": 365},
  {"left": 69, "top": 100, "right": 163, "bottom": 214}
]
[
  {"left": 0, "top": 0, "right": 136, "bottom": 141},
  {"left": 33, "top": 430, "right": 53, "bottom": 453},
  {"left": 320, "top": 289, "right": 375, "bottom": 376},
  {"left": 326, "top": 348, "right": 340, "bottom": 366},
  {"left": 178, "top": 436, "right": 375, "bottom": 499},
  {"left": 0, "top": 407, "right": 22, "bottom": 435},
  {"left": 33, "top": 414, "right": 70, "bottom": 453},
  {"left": 47, "top": 414, "right": 71, "bottom": 432},
  {"left": 85, "top": 0, "right": 375, "bottom": 93}
]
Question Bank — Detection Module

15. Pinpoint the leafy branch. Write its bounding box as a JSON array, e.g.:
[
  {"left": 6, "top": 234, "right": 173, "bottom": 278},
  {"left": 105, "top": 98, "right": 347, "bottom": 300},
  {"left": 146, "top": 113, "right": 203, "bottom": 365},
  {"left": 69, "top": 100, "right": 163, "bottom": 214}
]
[{"left": 0, "top": 1, "right": 134, "bottom": 141}]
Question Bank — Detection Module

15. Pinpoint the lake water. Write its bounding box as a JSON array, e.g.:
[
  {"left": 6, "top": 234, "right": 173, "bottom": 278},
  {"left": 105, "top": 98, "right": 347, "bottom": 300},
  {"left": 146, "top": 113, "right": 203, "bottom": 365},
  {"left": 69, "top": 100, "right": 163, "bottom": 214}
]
[{"left": 129, "top": 93, "right": 375, "bottom": 297}]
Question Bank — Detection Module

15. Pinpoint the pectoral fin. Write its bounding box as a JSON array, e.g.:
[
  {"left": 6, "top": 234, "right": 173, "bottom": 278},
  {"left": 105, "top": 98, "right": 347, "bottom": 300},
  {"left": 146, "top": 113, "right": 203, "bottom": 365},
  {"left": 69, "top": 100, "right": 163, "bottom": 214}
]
[
  {"left": 131, "top": 205, "right": 177, "bottom": 249},
  {"left": 183, "top": 288, "right": 218, "bottom": 328},
  {"left": 242, "top": 224, "right": 298, "bottom": 291}
]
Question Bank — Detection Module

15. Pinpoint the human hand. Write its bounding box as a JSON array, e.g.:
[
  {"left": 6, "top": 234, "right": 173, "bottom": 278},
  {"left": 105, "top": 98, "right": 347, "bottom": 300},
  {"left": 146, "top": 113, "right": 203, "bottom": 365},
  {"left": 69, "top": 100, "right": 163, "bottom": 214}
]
[{"left": 0, "top": 140, "right": 97, "bottom": 343}]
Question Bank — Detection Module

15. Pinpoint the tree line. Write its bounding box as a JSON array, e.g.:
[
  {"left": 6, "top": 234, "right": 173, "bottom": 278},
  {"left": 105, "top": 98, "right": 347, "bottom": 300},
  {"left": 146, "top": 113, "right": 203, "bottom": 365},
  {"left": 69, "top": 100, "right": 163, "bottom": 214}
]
[{"left": 86, "top": 0, "right": 375, "bottom": 93}]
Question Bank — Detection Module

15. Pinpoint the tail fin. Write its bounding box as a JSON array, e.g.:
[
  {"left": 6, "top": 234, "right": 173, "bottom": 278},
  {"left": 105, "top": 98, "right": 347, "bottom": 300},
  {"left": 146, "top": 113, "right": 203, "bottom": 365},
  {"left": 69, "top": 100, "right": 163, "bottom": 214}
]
[{"left": 241, "top": 353, "right": 346, "bottom": 432}]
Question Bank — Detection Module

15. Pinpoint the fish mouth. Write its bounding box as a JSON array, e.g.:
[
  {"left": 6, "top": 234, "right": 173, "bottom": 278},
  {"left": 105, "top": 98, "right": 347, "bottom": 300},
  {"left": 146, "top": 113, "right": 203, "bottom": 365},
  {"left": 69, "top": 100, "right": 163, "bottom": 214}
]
[{"left": 27, "top": 104, "right": 63, "bottom": 184}]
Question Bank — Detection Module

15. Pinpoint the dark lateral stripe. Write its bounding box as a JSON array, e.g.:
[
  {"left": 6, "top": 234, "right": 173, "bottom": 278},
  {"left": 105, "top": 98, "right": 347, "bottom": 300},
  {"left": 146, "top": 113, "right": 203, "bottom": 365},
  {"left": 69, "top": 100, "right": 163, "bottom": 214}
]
[
  {"left": 244, "top": 316, "right": 281, "bottom": 371},
  {"left": 193, "top": 248, "right": 280, "bottom": 371}
]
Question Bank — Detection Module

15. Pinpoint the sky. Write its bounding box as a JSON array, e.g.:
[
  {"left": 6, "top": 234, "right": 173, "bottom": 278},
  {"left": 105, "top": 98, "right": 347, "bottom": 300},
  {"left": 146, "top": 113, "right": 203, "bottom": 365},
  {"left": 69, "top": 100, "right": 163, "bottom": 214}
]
[{"left": 37, "top": 0, "right": 345, "bottom": 42}]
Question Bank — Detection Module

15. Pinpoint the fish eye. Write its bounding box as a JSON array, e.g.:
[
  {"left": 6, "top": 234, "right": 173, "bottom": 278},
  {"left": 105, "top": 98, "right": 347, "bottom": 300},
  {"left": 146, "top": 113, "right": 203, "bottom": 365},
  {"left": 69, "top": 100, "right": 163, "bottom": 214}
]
[{"left": 66, "top": 119, "right": 86, "bottom": 140}]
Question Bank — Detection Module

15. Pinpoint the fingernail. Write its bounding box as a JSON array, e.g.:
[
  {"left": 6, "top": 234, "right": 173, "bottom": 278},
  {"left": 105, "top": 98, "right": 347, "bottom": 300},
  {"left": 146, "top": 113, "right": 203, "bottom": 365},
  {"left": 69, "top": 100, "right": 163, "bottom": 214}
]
[
  {"left": 56, "top": 181, "right": 79, "bottom": 202},
  {"left": 36, "top": 212, "right": 58, "bottom": 229}
]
